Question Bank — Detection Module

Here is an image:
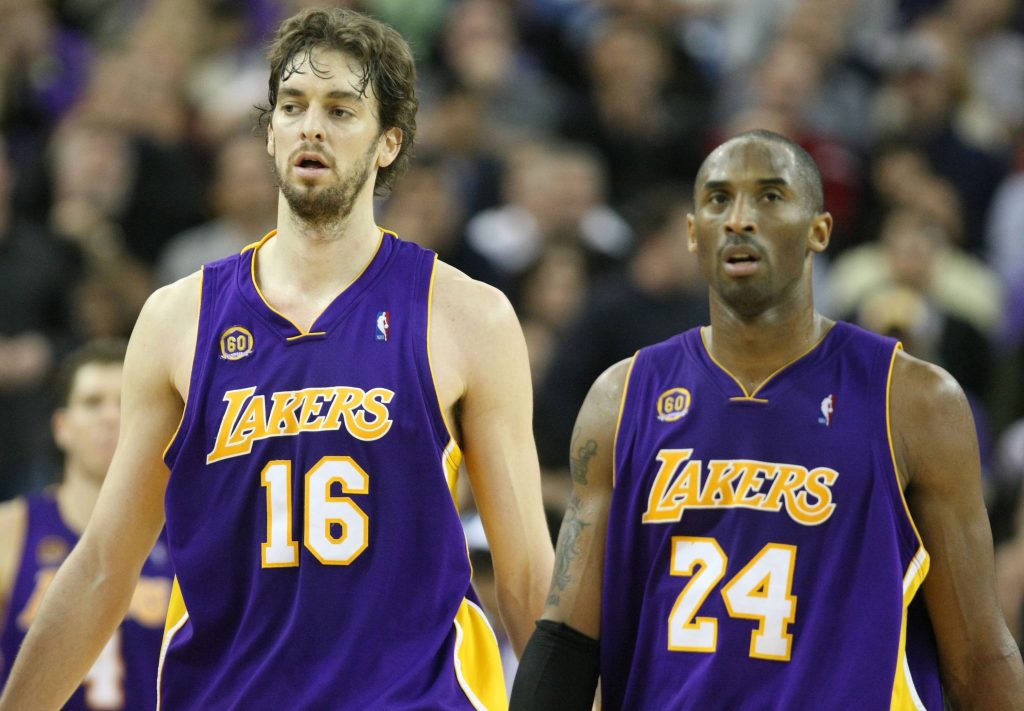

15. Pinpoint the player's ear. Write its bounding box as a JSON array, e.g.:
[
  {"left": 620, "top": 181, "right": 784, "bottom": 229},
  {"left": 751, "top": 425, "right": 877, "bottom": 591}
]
[
  {"left": 377, "top": 127, "right": 402, "bottom": 169},
  {"left": 687, "top": 213, "right": 698, "bottom": 253},
  {"left": 808, "top": 211, "right": 832, "bottom": 253},
  {"left": 267, "top": 123, "right": 275, "bottom": 158}
]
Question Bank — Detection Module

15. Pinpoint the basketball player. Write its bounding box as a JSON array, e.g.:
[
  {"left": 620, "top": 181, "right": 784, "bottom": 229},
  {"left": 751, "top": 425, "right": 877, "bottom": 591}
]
[
  {"left": 0, "top": 339, "right": 173, "bottom": 709},
  {"left": 0, "top": 8, "right": 552, "bottom": 710},
  {"left": 510, "top": 131, "right": 1024, "bottom": 709}
]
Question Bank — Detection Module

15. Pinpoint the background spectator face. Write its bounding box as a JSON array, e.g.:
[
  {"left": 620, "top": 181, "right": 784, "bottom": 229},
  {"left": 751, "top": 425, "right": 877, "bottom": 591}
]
[
  {"left": 441, "top": 0, "right": 517, "bottom": 91},
  {"left": 880, "top": 209, "right": 942, "bottom": 292},
  {"left": 212, "top": 133, "right": 278, "bottom": 228},
  {"left": 50, "top": 121, "right": 135, "bottom": 220}
]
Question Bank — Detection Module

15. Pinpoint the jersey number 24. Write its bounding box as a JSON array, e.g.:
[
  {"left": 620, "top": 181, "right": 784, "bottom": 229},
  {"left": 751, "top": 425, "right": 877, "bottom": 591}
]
[{"left": 668, "top": 536, "right": 797, "bottom": 661}]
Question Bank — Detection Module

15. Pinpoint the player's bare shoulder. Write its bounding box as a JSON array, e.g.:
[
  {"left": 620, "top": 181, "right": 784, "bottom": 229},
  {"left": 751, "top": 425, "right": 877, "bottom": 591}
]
[
  {"left": 431, "top": 261, "right": 519, "bottom": 333},
  {"left": 889, "top": 348, "right": 977, "bottom": 489},
  {"left": 131, "top": 270, "right": 203, "bottom": 399},
  {"left": 576, "top": 357, "right": 634, "bottom": 455},
  {"left": 430, "top": 260, "right": 523, "bottom": 372}
]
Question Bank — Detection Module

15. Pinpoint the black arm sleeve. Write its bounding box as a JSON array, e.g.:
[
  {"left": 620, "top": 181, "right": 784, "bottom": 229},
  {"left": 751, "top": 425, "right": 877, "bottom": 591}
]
[{"left": 509, "top": 619, "right": 600, "bottom": 711}]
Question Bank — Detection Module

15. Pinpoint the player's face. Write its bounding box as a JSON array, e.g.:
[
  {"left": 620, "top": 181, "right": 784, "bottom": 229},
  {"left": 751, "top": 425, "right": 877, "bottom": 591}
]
[
  {"left": 53, "top": 363, "right": 123, "bottom": 483},
  {"left": 687, "top": 139, "right": 830, "bottom": 317},
  {"left": 266, "top": 47, "right": 401, "bottom": 226}
]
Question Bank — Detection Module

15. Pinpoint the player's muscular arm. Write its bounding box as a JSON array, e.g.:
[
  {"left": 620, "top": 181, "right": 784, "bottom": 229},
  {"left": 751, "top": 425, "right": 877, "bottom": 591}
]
[
  {"left": 0, "top": 274, "right": 199, "bottom": 711},
  {"left": 892, "top": 351, "right": 1024, "bottom": 709},
  {"left": 540, "top": 359, "right": 626, "bottom": 637},
  {"left": 431, "top": 263, "right": 554, "bottom": 656},
  {"left": 509, "top": 359, "right": 627, "bottom": 711}
]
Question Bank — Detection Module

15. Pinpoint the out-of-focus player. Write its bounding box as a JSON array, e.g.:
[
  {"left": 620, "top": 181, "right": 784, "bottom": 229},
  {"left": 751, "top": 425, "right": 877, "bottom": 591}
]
[{"left": 0, "top": 339, "right": 173, "bottom": 709}]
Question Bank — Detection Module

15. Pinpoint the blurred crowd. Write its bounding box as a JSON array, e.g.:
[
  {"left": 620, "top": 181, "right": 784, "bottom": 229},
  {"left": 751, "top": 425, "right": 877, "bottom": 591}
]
[{"left": 2, "top": 0, "right": 1024, "bottom": 649}]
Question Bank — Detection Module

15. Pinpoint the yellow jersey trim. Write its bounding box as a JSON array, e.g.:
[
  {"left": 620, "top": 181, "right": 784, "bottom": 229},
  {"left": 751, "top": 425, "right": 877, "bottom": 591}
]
[
  {"left": 453, "top": 598, "right": 508, "bottom": 710},
  {"left": 162, "top": 268, "right": 205, "bottom": 462},
  {"left": 699, "top": 325, "right": 832, "bottom": 400},
  {"left": 443, "top": 437, "right": 462, "bottom": 508},
  {"left": 425, "top": 254, "right": 463, "bottom": 464},
  {"left": 884, "top": 342, "right": 930, "bottom": 710},
  {"left": 248, "top": 228, "right": 385, "bottom": 337},
  {"left": 157, "top": 576, "right": 190, "bottom": 711},
  {"left": 890, "top": 548, "right": 929, "bottom": 710},
  {"left": 611, "top": 354, "right": 640, "bottom": 488}
]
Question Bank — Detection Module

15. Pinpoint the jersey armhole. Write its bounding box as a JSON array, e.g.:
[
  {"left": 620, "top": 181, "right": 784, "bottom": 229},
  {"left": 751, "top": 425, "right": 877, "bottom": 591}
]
[
  {"left": 611, "top": 352, "right": 641, "bottom": 489},
  {"left": 418, "top": 253, "right": 463, "bottom": 476},
  {"left": 162, "top": 268, "right": 208, "bottom": 469}
]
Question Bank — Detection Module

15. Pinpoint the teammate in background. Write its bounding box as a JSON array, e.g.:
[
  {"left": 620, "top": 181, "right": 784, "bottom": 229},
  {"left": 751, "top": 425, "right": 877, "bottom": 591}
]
[
  {"left": 0, "top": 8, "right": 552, "bottom": 710},
  {"left": 510, "top": 130, "right": 1024, "bottom": 710},
  {"left": 0, "top": 339, "right": 173, "bottom": 710}
]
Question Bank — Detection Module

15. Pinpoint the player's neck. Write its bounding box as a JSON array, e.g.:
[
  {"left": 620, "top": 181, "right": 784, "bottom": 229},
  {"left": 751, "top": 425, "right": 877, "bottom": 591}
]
[
  {"left": 55, "top": 469, "right": 102, "bottom": 536},
  {"left": 705, "top": 301, "right": 830, "bottom": 394},
  {"left": 259, "top": 197, "right": 384, "bottom": 331}
]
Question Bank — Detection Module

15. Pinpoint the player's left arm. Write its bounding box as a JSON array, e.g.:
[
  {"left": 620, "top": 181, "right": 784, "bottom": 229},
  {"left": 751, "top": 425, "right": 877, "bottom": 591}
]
[
  {"left": 431, "top": 263, "right": 554, "bottom": 656},
  {"left": 892, "top": 350, "right": 1024, "bottom": 708}
]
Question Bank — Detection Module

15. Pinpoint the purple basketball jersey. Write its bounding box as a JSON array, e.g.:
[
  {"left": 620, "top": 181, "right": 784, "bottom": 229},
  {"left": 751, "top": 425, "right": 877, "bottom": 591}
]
[
  {"left": 159, "top": 231, "right": 505, "bottom": 710},
  {"left": 0, "top": 492, "right": 173, "bottom": 710},
  {"left": 602, "top": 322, "right": 944, "bottom": 710}
]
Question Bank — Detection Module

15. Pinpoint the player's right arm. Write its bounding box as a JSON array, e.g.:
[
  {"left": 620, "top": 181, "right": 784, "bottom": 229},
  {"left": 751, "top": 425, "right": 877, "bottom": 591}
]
[
  {"left": 0, "top": 274, "right": 199, "bottom": 711},
  {"left": 509, "top": 358, "right": 630, "bottom": 711}
]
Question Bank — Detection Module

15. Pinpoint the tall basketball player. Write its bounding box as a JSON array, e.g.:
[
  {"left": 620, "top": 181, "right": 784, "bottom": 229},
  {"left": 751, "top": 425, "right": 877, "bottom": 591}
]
[
  {"left": 0, "top": 8, "right": 552, "bottom": 710},
  {"left": 510, "top": 131, "right": 1024, "bottom": 710},
  {"left": 0, "top": 340, "right": 173, "bottom": 710}
]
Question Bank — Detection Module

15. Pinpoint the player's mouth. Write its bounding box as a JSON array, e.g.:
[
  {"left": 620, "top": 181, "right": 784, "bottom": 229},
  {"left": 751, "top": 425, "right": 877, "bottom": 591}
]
[
  {"left": 293, "top": 152, "right": 331, "bottom": 178},
  {"left": 721, "top": 244, "right": 762, "bottom": 276}
]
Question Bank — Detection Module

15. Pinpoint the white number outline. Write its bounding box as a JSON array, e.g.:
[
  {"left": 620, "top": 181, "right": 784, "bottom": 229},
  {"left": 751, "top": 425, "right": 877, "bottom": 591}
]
[
  {"left": 260, "top": 456, "right": 370, "bottom": 568},
  {"left": 667, "top": 537, "right": 798, "bottom": 661}
]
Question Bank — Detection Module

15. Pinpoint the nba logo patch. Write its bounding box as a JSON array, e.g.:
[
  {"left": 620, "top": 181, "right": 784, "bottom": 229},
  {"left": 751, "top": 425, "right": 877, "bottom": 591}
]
[
  {"left": 376, "top": 311, "right": 390, "bottom": 341},
  {"left": 819, "top": 394, "right": 835, "bottom": 426}
]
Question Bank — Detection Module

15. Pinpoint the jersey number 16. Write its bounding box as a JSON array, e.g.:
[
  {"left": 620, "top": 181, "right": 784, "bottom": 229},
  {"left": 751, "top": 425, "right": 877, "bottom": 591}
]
[{"left": 259, "top": 456, "right": 370, "bottom": 567}]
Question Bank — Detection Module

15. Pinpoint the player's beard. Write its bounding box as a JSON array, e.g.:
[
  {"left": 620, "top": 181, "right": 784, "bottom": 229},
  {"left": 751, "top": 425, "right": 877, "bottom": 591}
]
[{"left": 276, "top": 140, "right": 378, "bottom": 229}]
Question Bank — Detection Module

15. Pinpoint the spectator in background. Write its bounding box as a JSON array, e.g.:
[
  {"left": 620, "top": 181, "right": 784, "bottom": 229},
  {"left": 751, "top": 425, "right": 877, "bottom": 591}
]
[
  {"left": 45, "top": 118, "right": 152, "bottom": 328},
  {"left": 986, "top": 133, "right": 1024, "bottom": 347},
  {"left": 515, "top": 243, "right": 590, "bottom": 393},
  {"left": 870, "top": 19, "right": 1008, "bottom": 253},
  {"left": 828, "top": 206, "right": 1002, "bottom": 343},
  {"left": 156, "top": 131, "right": 277, "bottom": 285},
  {"left": 414, "top": 84, "right": 504, "bottom": 219},
  {"left": 0, "top": 133, "right": 76, "bottom": 501},
  {"left": 464, "top": 139, "right": 631, "bottom": 299},
  {"left": 0, "top": 0, "right": 92, "bottom": 165},
  {"left": 375, "top": 154, "right": 501, "bottom": 289},
  {"left": 939, "top": 0, "right": 1024, "bottom": 140},
  {"left": 185, "top": 0, "right": 270, "bottom": 149},
  {"left": 424, "top": 0, "right": 566, "bottom": 149},
  {"left": 560, "top": 16, "right": 704, "bottom": 207},
  {"left": 535, "top": 185, "right": 707, "bottom": 470}
]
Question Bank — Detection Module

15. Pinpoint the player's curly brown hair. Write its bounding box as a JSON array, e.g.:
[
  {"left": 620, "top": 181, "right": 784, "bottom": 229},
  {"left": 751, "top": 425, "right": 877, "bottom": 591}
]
[{"left": 256, "top": 7, "right": 418, "bottom": 196}]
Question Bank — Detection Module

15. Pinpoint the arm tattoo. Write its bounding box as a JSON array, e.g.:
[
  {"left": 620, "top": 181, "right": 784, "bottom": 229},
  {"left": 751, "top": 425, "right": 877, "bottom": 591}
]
[
  {"left": 547, "top": 491, "right": 591, "bottom": 607},
  {"left": 570, "top": 430, "right": 599, "bottom": 486}
]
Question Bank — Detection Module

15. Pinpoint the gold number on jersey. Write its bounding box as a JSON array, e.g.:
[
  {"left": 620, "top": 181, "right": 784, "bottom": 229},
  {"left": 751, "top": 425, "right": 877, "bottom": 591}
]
[
  {"left": 261, "top": 456, "right": 369, "bottom": 568},
  {"left": 668, "top": 537, "right": 797, "bottom": 661}
]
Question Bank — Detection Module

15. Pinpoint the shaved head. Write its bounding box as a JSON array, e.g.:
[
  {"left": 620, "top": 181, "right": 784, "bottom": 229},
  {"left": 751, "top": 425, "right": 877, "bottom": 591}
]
[{"left": 696, "top": 130, "right": 824, "bottom": 213}]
